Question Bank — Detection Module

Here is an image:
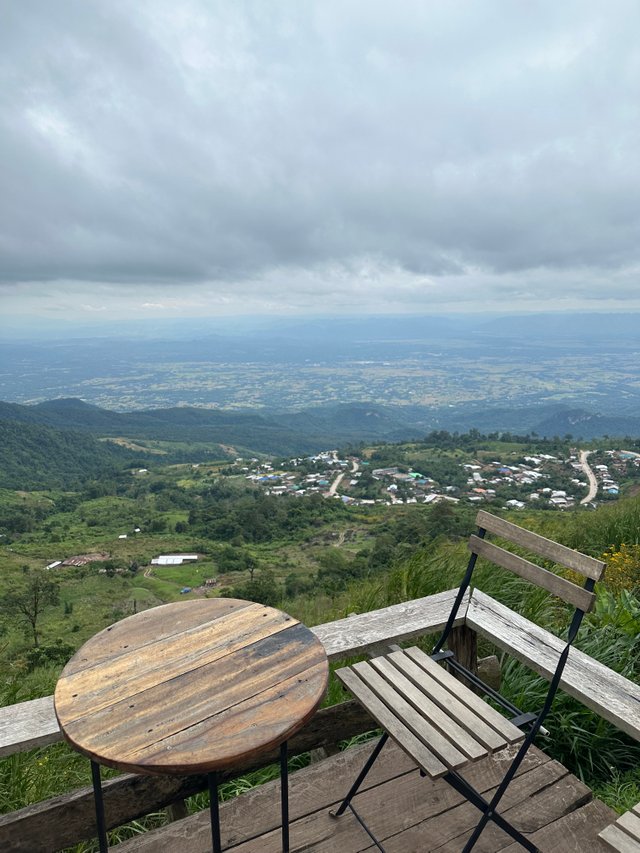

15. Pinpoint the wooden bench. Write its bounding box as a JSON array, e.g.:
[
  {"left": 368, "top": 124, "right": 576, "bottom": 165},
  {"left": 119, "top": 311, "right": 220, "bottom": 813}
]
[{"left": 599, "top": 803, "right": 640, "bottom": 852}]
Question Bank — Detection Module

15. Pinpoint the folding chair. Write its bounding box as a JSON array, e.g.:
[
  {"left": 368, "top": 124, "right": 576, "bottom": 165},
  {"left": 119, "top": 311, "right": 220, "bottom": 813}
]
[{"left": 331, "top": 510, "right": 605, "bottom": 852}]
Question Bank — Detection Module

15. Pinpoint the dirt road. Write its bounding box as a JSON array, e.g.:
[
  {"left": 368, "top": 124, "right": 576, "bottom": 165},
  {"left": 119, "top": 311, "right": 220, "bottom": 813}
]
[{"left": 579, "top": 450, "right": 598, "bottom": 505}]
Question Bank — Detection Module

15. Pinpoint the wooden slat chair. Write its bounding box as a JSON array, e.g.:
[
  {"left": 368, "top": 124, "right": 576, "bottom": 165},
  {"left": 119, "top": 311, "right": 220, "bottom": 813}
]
[{"left": 331, "top": 509, "right": 606, "bottom": 852}]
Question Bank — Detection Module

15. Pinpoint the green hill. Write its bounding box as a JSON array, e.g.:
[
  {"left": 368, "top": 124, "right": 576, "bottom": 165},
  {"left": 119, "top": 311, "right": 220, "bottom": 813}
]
[{"left": 0, "top": 418, "right": 138, "bottom": 490}]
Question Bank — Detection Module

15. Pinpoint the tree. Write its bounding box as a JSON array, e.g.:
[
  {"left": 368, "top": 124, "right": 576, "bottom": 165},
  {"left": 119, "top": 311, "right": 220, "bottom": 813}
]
[{"left": 0, "top": 568, "right": 60, "bottom": 647}]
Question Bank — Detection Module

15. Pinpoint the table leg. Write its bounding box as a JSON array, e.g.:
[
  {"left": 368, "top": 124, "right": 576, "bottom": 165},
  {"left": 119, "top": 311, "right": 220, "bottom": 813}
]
[
  {"left": 280, "top": 741, "right": 289, "bottom": 853},
  {"left": 91, "top": 760, "right": 109, "bottom": 853},
  {"left": 208, "top": 771, "right": 222, "bottom": 853}
]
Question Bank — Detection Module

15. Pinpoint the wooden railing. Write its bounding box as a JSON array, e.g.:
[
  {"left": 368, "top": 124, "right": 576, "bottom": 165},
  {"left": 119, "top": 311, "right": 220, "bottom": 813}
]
[{"left": 0, "top": 587, "right": 638, "bottom": 853}]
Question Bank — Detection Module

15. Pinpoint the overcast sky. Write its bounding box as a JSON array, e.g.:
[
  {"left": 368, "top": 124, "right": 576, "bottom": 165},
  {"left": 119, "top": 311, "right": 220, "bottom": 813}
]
[{"left": 1, "top": 0, "right": 639, "bottom": 324}]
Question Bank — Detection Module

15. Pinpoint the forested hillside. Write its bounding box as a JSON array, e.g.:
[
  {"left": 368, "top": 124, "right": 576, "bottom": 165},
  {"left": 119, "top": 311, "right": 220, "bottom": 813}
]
[{"left": 0, "top": 419, "right": 139, "bottom": 490}]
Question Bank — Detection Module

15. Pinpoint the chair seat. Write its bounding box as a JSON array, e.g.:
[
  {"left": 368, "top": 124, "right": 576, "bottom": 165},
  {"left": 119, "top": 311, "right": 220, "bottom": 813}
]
[{"left": 336, "top": 646, "right": 525, "bottom": 779}]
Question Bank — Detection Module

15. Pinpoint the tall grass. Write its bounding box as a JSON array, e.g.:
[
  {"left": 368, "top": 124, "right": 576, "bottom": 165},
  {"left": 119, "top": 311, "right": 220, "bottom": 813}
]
[{"left": 561, "top": 497, "right": 640, "bottom": 555}]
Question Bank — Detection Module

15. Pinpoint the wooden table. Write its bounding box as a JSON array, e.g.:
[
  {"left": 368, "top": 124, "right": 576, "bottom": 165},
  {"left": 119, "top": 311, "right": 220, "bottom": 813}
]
[{"left": 54, "top": 598, "right": 329, "bottom": 853}]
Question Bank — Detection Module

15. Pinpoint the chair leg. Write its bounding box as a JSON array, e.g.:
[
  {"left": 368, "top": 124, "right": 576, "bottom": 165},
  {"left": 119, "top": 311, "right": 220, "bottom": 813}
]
[
  {"left": 330, "top": 733, "right": 388, "bottom": 818},
  {"left": 446, "top": 763, "right": 539, "bottom": 852}
]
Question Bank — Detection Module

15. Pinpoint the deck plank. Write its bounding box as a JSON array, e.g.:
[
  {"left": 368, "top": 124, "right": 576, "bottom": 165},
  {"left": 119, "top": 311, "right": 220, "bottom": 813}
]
[
  {"left": 500, "top": 798, "right": 616, "bottom": 852},
  {"left": 114, "top": 741, "right": 593, "bottom": 853}
]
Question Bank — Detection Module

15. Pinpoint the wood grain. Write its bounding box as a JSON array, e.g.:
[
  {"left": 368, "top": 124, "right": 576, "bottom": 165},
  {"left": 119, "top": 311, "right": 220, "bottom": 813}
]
[
  {"left": 312, "top": 587, "right": 469, "bottom": 659},
  {"left": 54, "top": 599, "right": 328, "bottom": 775},
  {"left": 381, "top": 652, "right": 507, "bottom": 752},
  {"left": 599, "top": 824, "right": 640, "bottom": 853},
  {"left": 469, "top": 535, "right": 596, "bottom": 612},
  {"left": 475, "top": 510, "right": 606, "bottom": 580},
  {"left": 368, "top": 656, "right": 487, "bottom": 761},
  {"left": 335, "top": 665, "right": 448, "bottom": 777},
  {"left": 351, "top": 660, "right": 469, "bottom": 768},
  {"left": 401, "top": 647, "right": 525, "bottom": 744},
  {"left": 0, "top": 700, "right": 380, "bottom": 853},
  {"left": 0, "top": 696, "right": 59, "bottom": 758}
]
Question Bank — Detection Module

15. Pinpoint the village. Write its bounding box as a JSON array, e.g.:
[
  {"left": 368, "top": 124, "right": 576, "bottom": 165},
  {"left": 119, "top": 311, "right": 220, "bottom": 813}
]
[{"left": 237, "top": 448, "right": 640, "bottom": 511}]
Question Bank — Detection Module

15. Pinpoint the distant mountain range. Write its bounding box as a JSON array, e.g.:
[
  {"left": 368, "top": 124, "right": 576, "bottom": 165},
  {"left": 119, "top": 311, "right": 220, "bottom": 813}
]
[{"left": 1, "top": 395, "right": 639, "bottom": 490}]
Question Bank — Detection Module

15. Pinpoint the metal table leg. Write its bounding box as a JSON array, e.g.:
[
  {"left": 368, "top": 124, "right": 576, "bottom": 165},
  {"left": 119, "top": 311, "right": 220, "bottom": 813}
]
[
  {"left": 91, "top": 760, "right": 109, "bottom": 853},
  {"left": 208, "top": 771, "right": 222, "bottom": 853},
  {"left": 280, "top": 741, "right": 289, "bottom": 853}
]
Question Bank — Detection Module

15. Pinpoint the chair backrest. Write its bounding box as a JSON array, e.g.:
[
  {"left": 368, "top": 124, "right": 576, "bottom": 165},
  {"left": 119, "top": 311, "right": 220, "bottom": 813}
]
[
  {"left": 470, "top": 510, "right": 605, "bottom": 613},
  {"left": 433, "top": 510, "right": 606, "bottom": 659}
]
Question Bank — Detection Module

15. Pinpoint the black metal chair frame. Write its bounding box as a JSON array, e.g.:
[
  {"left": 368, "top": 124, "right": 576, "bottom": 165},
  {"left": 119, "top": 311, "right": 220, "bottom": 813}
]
[{"left": 331, "top": 516, "right": 598, "bottom": 852}]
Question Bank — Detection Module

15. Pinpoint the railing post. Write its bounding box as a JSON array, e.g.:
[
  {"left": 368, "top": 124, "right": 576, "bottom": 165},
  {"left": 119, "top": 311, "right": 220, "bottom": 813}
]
[{"left": 448, "top": 624, "right": 478, "bottom": 684}]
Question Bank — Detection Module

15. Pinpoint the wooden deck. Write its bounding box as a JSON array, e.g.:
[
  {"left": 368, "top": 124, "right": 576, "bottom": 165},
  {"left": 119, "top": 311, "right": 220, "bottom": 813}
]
[{"left": 116, "top": 738, "right": 617, "bottom": 853}]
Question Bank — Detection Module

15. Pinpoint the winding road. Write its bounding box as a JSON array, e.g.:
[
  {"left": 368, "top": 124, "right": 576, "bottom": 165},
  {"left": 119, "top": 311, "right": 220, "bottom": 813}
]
[
  {"left": 328, "top": 459, "right": 359, "bottom": 496},
  {"left": 579, "top": 450, "right": 598, "bottom": 505}
]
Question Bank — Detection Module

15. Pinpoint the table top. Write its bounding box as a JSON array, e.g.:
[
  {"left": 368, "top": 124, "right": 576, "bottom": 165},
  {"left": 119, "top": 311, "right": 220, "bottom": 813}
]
[{"left": 54, "top": 598, "right": 329, "bottom": 775}]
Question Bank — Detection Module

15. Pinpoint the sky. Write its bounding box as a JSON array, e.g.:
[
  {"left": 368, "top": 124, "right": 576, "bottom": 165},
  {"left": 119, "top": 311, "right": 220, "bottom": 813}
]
[{"left": 1, "top": 0, "right": 639, "bottom": 325}]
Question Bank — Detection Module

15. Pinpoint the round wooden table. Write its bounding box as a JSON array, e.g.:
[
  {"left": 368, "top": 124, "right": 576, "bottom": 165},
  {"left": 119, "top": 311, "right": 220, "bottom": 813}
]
[{"left": 54, "top": 598, "right": 329, "bottom": 852}]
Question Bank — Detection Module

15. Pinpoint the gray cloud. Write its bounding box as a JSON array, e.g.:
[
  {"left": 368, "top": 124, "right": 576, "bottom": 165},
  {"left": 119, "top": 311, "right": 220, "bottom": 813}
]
[{"left": 1, "top": 0, "right": 639, "bottom": 317}]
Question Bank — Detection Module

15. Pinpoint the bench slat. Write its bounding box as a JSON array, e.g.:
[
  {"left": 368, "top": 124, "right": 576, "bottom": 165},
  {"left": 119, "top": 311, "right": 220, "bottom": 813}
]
[
  {"left": 383, "top": 651, "right": 507, "bottom": 752},
  {"left": 618, "top": 810, "right": 640, "bottom": 841},
  {"left": 369, "top": 656, "right": 487, "bottom": 761},
  {"left": 599, "top": 823, "right": 640, "bottom": 852}
]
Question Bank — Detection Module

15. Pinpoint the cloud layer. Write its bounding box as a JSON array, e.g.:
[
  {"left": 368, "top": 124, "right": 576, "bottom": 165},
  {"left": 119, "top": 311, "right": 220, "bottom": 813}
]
[{"left": 1, "top": 1, "right": 639, "bottom": 318}]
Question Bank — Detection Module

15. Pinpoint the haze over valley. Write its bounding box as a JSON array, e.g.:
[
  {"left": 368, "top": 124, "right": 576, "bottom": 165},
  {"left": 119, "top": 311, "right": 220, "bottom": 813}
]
[{"left": 2, "top": 312, "right": 639, "bottom": 443}]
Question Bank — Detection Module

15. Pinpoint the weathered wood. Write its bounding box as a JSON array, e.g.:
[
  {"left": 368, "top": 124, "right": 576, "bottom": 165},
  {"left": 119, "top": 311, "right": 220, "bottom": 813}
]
[
  {"left": 115, "top": 738, "right": 417, "bottom": 852},
  {"left": 55, "top": 599, "right": 329, "bottom": 775},
  {"left": 478, "top": 654, "right": 501, "bottom": 691},
  {"left": 618, "top": 809, "right": 640, "bottom": 840},
  {"left": 60, "top": 599, "right": 255, "bottom": 678},
  {"left": 600, "top": 823, "right": 640, "bottom": 853},
  {"left": 352, "top": 660, "right": 470, "bottom": 767},
  {"left": 369, "top": 656, "right": 487, "bottom": 761},
  {"left": 388, "top": 650, "right": 508, "bottom": 751},
  {"left": 599, "top": 802, "right": 640, "bottom": 852},
  {"left": 402, "top": 647, "right": 525, "bottom": 744},
  {"left": 500, "top": 798, "right": 616, "bottom": 852},
  {"left": 312, "top": 587, "right": 469, "bottom": 659},
  {"left": 0, "top": 699, "right": 374, "bottom": 853},
  {"left": 448, "top": 623, "right": 478, "bottom": 686},
  {"left": 335, "top": 665, "right": 448, "bottom": 777},
  {"left": 476, "top": 509, "right": 606, "bottom": 580},
  {"left": 467, "top": 589, "right": 640, "bottom": 742},
  {"left": 383, "top": 760, "right": 587, "bottom": 852},
  {"left": 0, "top": 588, "right": 467, "bottom": 760},
  {"left": 0, "top": 695, "right": 60, "bottom": 758},
  {"left": 469, "top": 536, "right": 596, "bottom": 612},
  {"left": 115, "top": 740, "right": 554, "bottom": 853}
]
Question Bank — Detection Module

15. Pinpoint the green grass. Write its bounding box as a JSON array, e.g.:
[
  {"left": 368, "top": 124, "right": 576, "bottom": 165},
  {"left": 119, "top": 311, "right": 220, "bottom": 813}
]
[{"left": 152, "top": 563, "right": 214, "bottom": 587}]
